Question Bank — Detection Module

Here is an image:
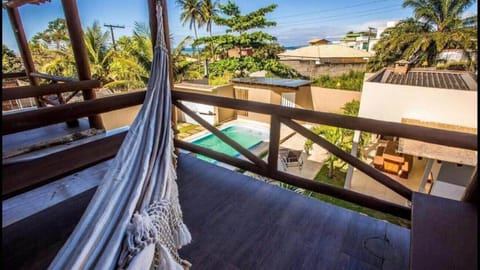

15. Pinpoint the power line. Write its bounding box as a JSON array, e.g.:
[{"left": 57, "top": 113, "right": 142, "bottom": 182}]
[
  {"left": 104, "top": 23, "right": 125, "bottom": 50},
  {"left": 277, "top": 6, "right": 403, "bottom": 27},
  {"left": 270, "top": 0, "right": 396, "bottom": 20}
]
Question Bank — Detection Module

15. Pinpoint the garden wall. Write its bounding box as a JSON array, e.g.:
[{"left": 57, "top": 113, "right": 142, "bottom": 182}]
[{"left": 311, "top": 87, "right": 361, "bottom": 113}]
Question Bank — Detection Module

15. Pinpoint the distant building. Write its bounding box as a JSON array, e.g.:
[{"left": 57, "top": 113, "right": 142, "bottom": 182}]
[
  {"left": 337, "top": 21, "right": 398, "bottom": 53},
  {"left": 346, "top": 62, "right": 477, "bottom": 201},
  {"left": 226, "top": 47, "right": 254, "bottom": 58},
  {"left": 308, "top": 38, "right": 330, "bottom": 45},
  {"left": 278, "top": 44, "right": 373, "bottom": 77}
]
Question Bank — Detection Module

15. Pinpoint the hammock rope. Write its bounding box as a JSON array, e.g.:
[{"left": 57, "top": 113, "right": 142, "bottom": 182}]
[{"left": 48, "top": 1, "right": 191, "bottom": 269}]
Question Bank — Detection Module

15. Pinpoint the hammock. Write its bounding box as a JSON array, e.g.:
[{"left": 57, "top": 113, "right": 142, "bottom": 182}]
[{"left": 48, "top": 2, "right": 191, "bottom": 269}]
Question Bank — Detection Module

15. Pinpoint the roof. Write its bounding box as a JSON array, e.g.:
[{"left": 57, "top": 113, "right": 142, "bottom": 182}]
[
  {"left": 369, "top": 68, "right": 477, "bottom": 91},
  {"left": 398, "top": 118, "right": 477, "bottom": 166},
  {"left": 231, "top": 77, "right": 311, "bottom": 89},
  {"left": 278, "top": 44, "right": 373, "bottom": 60},
  {"left": 308, "top": 38, "right": 329, "bottom": 45}
]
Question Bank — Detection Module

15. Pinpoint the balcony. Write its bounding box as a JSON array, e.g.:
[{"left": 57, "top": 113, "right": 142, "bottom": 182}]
[{"left": 2, "top": 87, "right": 477, "bottom": 270}]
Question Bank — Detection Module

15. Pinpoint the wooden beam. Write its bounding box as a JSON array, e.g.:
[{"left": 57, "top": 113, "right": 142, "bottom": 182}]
[
  {"left": 172, "top": 91, "right": 477, "bottom": 151},
  {"left": 2, "top": 71, "right": 27, "bottom": 79},
  {"left": 61, "top": 0, "right": 103, "bottom": 129},
  {"left": 174, "top": 101, "right": 267, "bottom": 170},
  {"left": 3, "top": 0, "right": 51, "bottom": 8},
  {"left": 5, "top": 7, "right": 42, "bottom": 107},
  {"left": 2, "top": 131, "right": 126, "bottom": 198},
  {"left": 2, "top": 80, "right": 100, "bottom": 101},
  {"left": 174, "top": 139, "right": 263, "bottom": 175},
  {"left": 29, "top": 72, "right": 79, "bottom": 82},
  {"left": 2, "top": 91, "right": 145, "bottom": 135},
  {"left": 267, "top": 115, "right": 281, "bottom": 174},
  {"left": 281, "top": 117, "right": 413, "bottom": 200},
  {"left": 462, "top": 166, "right": 478, "bottom": 204},
  {"left": 174, "top": 138, "right": 410, "bottom": 219}
]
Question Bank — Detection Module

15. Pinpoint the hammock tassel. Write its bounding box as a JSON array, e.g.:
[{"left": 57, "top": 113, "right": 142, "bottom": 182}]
[{"left": 174, "top": 222, "right": 192, "bottom": 248}]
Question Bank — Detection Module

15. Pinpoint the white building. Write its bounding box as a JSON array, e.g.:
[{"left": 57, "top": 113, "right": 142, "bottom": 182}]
[{"left": 345, "top": 61, "right": 477, "bottom": 201}]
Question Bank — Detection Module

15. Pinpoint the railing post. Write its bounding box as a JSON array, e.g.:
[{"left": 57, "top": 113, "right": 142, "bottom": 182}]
[
  {"left": 61, "top": 0, "right": 104, "bottom": 130},
  {"left": 462, "top": 166, "right": 478, "bottom": 203},
  {"left": 6, "top": 7, "right": 42, "bottom": 107},
  {"left": 267, "top": 115, "right": 281, "bottom": 175}
]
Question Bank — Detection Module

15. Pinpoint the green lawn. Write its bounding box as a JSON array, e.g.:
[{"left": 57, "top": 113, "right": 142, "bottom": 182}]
[{"left": 311, "top": 165, "right": 411, "bottom": 228}]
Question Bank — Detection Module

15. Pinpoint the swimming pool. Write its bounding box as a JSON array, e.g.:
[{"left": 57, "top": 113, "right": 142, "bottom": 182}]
[{"left": 190, "top": 125, "right": 268, "bottom": 163}]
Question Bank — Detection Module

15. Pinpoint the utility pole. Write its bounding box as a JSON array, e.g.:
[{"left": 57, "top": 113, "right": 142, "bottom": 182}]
[{"left": 104, "top": 23, "right": 125, "bottom": 50}]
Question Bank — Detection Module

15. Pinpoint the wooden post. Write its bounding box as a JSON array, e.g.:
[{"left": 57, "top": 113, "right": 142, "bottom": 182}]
[
  {"left": 418, "top": 158, "right": 434, "bottom": 193},
  {"left": 462, "top": 166, "right": 478, "bottom": 203},
  {"left": 267, "top": 115, "right": 281, "bottom": 175},
  {"left": 149, "top": 0, "right": 178, "bottom": 151},
  {"left": 61, "top": 0, "right": 104, "bottom": 130},
  {"left": 6, "top": 7, "right": 42, "bottom": 107}
]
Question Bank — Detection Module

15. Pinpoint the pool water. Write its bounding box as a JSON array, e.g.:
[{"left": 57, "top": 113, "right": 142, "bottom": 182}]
[{"left": 191, "top": 126, "right": 266, "bottom": 163}]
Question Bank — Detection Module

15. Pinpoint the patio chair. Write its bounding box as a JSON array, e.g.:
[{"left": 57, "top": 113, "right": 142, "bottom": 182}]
[{"left": 279, "top": 148, "right": 303, "bottom": 170}]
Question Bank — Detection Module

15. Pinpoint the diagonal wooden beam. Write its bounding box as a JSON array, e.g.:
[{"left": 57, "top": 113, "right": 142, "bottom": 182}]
[
  {"left": 2, "top": 80, "right": 100, "bottom": 101},
  {"left": 280, "top": 117, "right": 413, "bottom": 201},
  {"left": 174, "top": 100, "right": 268, "bottom": 171}
]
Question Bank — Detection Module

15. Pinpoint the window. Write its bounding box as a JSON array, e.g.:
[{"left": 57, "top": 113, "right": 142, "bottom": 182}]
[{"left": 281, "top": 92, "right": 296, "bottom": 108}]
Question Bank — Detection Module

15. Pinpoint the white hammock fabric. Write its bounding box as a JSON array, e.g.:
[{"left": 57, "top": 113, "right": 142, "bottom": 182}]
[{"left": 48, "top": 2, "right": 191, "bottom": 269}]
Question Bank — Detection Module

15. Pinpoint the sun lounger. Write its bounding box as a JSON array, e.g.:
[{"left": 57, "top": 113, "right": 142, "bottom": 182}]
[{"left": 279, "top": 148, "right": 303, "bottom": 170}]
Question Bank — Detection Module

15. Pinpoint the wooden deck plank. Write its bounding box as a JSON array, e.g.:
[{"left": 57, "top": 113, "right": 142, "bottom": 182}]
[
  {"left": 410, "top": 192, "right": 477, "bottom": 270},
  {"left": 3, "top": 154, "right": 411, "bottom": 269},
  {"left": 177, "top": 155, "right": 411, "bottom": 269}
]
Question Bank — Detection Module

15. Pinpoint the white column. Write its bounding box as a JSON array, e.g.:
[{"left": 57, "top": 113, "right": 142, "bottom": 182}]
[
  {"left": 419, "top": 158, "right": 434, "bottom": 193},
  {"left": 344, "top": 130, "right": 361, "bottom": 189}
]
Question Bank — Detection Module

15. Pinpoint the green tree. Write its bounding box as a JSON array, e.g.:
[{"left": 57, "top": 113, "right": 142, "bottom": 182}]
[
  {"left": 201, "top": 0, "right": 219, "bottom": 59},
  {"left": 2, "top": 44, "right": 23, "bottom": 73},
  {"left": 403, "top": 0, "right": 475, "bottom": 32},
  {"left": 31, "top": 18, "right": 69, "bottom": 50},
  {"left": 368, "top": 0, "right": 476, "bottom": 71},
  {"left": 84, "top": 21, "right": 115, "bottom": 84},
  {"left": 304, "top": 100, "right": 371, "bottom": 178}
]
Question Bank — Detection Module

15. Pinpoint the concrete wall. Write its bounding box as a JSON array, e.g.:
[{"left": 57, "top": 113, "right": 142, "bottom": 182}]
[
  {"left": 359, "top": 81, "right": 478, "bottom": 128},
  {"left": 311, "top": 87, "right": 361, "bottom": 113},
  {"left": 100, "top": 105, "right": 142, "bottom": 131},
  {"left": 280, "top": 59, "right": 367, "bottom": 77},
  {"left": 174, "top": 84, "right": 235, "bottom": 125}
]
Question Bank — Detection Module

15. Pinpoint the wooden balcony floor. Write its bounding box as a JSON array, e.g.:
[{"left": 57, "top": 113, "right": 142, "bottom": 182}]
[
  {"left": 3, "top": 153, "right": 410, "bottom": 269},
  {"left": 177, "top": 155, "right": 410, "bottom": 270}
]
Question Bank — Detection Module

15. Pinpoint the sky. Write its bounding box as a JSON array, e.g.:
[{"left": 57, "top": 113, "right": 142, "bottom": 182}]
[{"left": 2, "top": 0, "right": 478, "bottom": 52}]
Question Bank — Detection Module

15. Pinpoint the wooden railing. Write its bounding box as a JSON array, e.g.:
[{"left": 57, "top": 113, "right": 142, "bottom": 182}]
[
  {"left": 171, "top": 91, "right": 477, "bottom": 220},
  {"left": 2, "top": 89, "right": 477, "bottom": 219}
]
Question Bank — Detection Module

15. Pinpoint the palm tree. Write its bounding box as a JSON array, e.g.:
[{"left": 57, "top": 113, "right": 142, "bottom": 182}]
[
  {"left": 84, "top": 21, "right": 115, "bottom": 84},
  {"left": 201, "top": 0, "right": 218, "bottom": 59},
  {"left": 403, "top": 0, "right": 475, "bottom": 32},
  {"left": 177, "top": 0, "right": 204, "bottom": 39},
  {"left": 368, "top": 0, "right": 477, "bottom": 71},
  {"left": 177, "top": 0, "right": 203, "bottom": 61}
]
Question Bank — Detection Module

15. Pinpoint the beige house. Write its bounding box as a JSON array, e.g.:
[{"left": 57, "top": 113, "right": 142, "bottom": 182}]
[
  {"left": 346, "top": 62, "right": 477, "bottom": 201},
  {"left": 174, "top": 81, "right": 235, "bottom": 125},
  {"left": 278, "top": 44, "right": 373, "bottom": 77},
  {"left": 230, "top": 77, "right": 312, "bottom": 123}
]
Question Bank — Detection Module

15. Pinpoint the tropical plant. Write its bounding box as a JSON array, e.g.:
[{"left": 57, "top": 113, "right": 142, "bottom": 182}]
[
  {"left": 312, "top": 70, "right": 365, "bottom": 91},
  {"left": 403, "top": 0, "right": 475, "bottom": 32},
  {"left": 2, "top": 44, "right": 23, "bottom": 73},
  {"left": 31, "top": 18, "right": 69, "bottom": 50},
  {"left": 368, "top": 0, "right": 477, "bottom": 71},
  {"left": 194, "top": 1, "right": 278, "bottom": 56},
  {"left": 201, "top": 0, "right": 218, "bottom": 59},
  {"left": 84, "top": 21, "right": 115, "bottom": 84},
  {"left": 304, "top": 100, "right": 371, "bottom": 178}
]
